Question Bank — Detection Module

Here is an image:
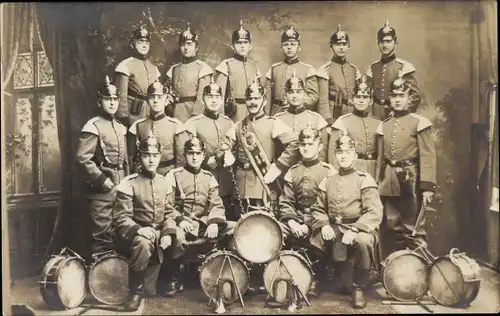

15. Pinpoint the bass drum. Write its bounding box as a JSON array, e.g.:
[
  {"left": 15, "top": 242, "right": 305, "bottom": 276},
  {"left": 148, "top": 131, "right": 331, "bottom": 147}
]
[
  {"left": 88, "top": 252, "right": 129, "bottom": 305},
  {"left": 381, "top": 249, "right": 431, "bottom": 301},
  {"left": 233, "top": 210, "right": 283, "bottom": 264},
  {"left": 199, "top": 250, "right": 250, "bottom": 304},
  {"left": 263, "top": 250, "right": 313, "bottom": 304},
  {"left": 429, "top": 248, "right": 481, "bottom": 307},
  {"left": 39, "top": 248, "right": 87, "bottom": 309}
]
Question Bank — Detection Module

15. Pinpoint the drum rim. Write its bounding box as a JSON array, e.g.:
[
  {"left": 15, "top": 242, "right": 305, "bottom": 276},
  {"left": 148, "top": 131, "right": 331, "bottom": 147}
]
[
  {"left": 88, "top": 255, "right": 129, "bottom": 306},
  {"left": 233, "top": 212, "right": 283, "bottom": 263},
  {"left": 40, "top": 256, "right": 67, "bottom": 309},
  {"left": 55, "top": 256, "right": 87, "bottom": 308},
  {"left": 382, "top": 251, "right": 430, "bottom": 302}
]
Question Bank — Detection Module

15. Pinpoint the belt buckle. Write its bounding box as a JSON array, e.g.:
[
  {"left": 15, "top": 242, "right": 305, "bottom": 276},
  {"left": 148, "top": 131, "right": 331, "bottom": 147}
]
[
  {"left": 243, "top": 162, "right": 250, "bottom": 169},
  {"left": 391, "top": 159, "right": 397, "bottom": 166},
  {"left": 118, "top": 163, "right": 123, "bottom": 169},
  {"left": 367, "top": 154, "right": 373, "bottom": 160}
]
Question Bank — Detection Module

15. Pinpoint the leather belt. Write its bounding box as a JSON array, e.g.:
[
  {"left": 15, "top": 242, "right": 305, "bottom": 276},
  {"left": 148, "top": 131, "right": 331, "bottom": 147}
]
[
  {"left": 384, "top": 157, "right": 419, "bottom": 168},
  {"left": 176, "top": 96, "right": 197, "bottom": 103},
  {"left": 128, "top": 89, "right": 148, "bottom": 101},
  {"left": 357, "top": 153, "right": 377, "bottom": 160},
  {"left": 333, "top": 216, "right": 359, "bottom": 225},
  {"left": 236, "top": 161, "right": 253, "bottom": 170},
  {"left": 158, "top": 158, "right": 176, "bottom": 168},
  {"left": 98, "top": 161, "right": 124, "bottom": 170},
  {"left": 234, "top": 98, "right": 247, "bottom": 103}
]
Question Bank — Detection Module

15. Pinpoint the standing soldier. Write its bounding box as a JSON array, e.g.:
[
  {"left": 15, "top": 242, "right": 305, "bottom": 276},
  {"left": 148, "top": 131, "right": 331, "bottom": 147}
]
[
  {"left": 274, "top": 72, "right": 329, "bottom": 161},
  {"left": 376, "top": 74, "right": 436, "bottom": 256},
  {"left": 165, "top": 23, "right": 213, "bottom": 123},
  {"left": 113, "top": 137, "right": 177, "bottom": 311},
  {"left": 310, "top": 133, "right": 383, "bottom": 309},
  {"left": 328, "top": 76, "right": 381, "bottom": 178},
  {"left": 184, "top": 77, "right": 236, "bottom": 220},
  {"left": 128, "top": 80, "right": 188, "bottom": 176},
  {"left": 115, "top": 25, "right": 161, "bottom": 128},
  {"left": 279, "top": 127, "right": 337, "bottom": 298},
  {"left": 77, "top": 76, "right": 128, "bottom": 257},
  {"left": 264, "top": 26, "right": 318, "bottom": 116},
  {"left": 215, "top": 20, "right": 261, "bottom": 122},
  {"left": 366, "top": 20, "right": 421, "bottom": 120},
  {"left": 317, "top": 25, "right": 362, "bottom": 126}
]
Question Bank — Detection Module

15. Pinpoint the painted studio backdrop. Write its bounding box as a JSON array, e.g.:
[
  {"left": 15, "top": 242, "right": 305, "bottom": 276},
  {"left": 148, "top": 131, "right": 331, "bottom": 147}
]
[{"left": 2, "top": 1, "right": 498, "bottom": 280}]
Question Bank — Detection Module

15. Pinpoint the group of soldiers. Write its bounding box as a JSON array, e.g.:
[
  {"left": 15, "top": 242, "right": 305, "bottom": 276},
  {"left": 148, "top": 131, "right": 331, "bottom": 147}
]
[{"left": 76, "top": 19, "right": 436, "bottom": 312}]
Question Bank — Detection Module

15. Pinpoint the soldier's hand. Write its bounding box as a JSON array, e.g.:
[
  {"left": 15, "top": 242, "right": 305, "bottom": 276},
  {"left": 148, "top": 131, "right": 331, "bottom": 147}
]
[
  {"left": 342, "top": 230, "right": 357, "bottom": 245},
  {"left": 299, "top": 224, "right": 310, "bottom": 237},
  {"left": 179, "top": 220, "right": 193, "bottom": 233},
  {"left": 423, "top": 191, "right": 434, "bottom": 204},
  {"left": 204, "top": 223, "right": 219, "bottom": 239},
  {"left": 206, "top": 156, "right": 218, "bottom": 169},
  {"left": 223, "top": 151, "right": 236, "bottom": 167},
  {"left": 288, "top": 220, "right": 302, "bottom": 238},
  {"left": 137, "top": 227, "right": 156, "bottom": 241},
  {"left": 103, "top": 178, "right": 115, "bottom": 190},
  {"left": 160, "top": 235, "right": 172, "bottom": 249},
  {"left": 321, "top": 225, "right": 335, "bottom": 241},
  {"left": 264, "top": 163, "right": 282, "bottom": 184},
  {"left": 165, "top": 94, "right": 174, "bottom": 106}
]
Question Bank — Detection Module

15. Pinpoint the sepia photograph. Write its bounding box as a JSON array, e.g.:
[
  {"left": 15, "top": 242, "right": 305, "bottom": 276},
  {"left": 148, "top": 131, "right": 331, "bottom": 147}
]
[{"left": 1, "top": 1, "right": 498, "bottom": 315}]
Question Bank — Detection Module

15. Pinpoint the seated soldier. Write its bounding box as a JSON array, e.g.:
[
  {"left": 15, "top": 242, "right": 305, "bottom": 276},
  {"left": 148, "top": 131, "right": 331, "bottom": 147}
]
[
  {"left": 310, "top": 133, "right": 383, "bottom": 309},
  {"left": 113, "top": 137, "right": 177, "bottom": 311},
  {"left": 160, "top": 137, "right": 236, "bottom": 297},
  {"left": 278, "top": 127, "right": 336, "bottom": 297}
]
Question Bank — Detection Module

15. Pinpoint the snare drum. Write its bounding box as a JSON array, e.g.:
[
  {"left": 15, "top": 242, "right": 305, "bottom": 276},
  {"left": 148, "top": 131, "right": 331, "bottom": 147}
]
[
  {"left": 233, "top": 210, "right": 283, "bottom": 263},
  {"left": 88, "top": 252, "right": 129, "bottom": 305},
  {"left": 381, "top": 249, "right": 431, "bottom": 301},
  {"left": 39, "top": 248, "right": 87, "bottom": 309},
  {"left": 263, "top": 250, "right": 313, "bottom": 304},
  {"left": 199, "top": 250, "right": 250, "bottom": 304}
]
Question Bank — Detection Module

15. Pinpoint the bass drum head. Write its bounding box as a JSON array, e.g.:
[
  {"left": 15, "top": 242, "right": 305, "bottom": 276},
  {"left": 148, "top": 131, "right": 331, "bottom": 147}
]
[
  {"left": 199, "top": 251, "right": 249, "bottom": 304},
  {"left": 263, "top": 251, "right": 312, "bottom": 304},
  {"left": 382, "top": 250, "right": 430, "bottom": 301},
  {"left": 89, "top": 255, "right": 129, "bottom": 305},
  {"left": 57, "top": 258, "right": 87, "bottom": 308},
  {"left": 233, "top": 211, "right": 283, "bottom": 263}
]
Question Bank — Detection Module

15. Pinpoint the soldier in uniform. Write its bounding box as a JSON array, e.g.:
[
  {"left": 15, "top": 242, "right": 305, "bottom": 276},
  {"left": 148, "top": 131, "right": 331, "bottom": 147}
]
[
  {"left": 317, "top": 25, "right": 362, "bottom": 126},
  {"left": 76, "top": 76, "right": 128, "bottom": 256},
  {"left": 128, "top": 80, "right": 189, "bottom": 176},
  {"left": 264, "top": 26, "right": 318, "bottom": 116},
  {"left": 376, "top": 74, "right": 436, "bottom": 256},
  {"left": 274, "top": 72, "right": 329, "bottom": 161},
  {"left": 115, "top": 25, "right": 161, "bottom": 127},
  {"left": 165, "top": 23, "right": 213, "bottom": 123},
  {"left": 366, "top": 20, "right": 421, "bottom": 120},
  {"left": 279, "top": 127, "right": 337, "bottom": 298},
  {"left": 328, "top": 76, "right": 381, "bottom": 178},
  {"left": 113, "top": 137, "right": 177, "bottom": 311},
  {"left": 160, "top": 137, "right": 236, "bottom": 297},
  {"left": 215, "top": 20, "right": 262, "bottom": 122},
  {"left": 310, "top": 133, "right": 383, "bottom": 309},
  {"left": 184, "top": 77, "right": 236, "bottom": 220}
]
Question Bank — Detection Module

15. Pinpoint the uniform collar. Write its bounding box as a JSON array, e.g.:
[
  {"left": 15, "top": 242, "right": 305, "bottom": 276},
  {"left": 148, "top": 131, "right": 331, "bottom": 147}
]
[
  {"left": 284, "top": 57, "right": 299, "bottom": 65},
  {"left": 302, "top": 158, "right": 319, "bottom": 168},
  {"left": 140, "top": 169, "right": 156, "bottom": 179},
  {"left": 204, "top": 109, "right": 219, "bottom": 120},
  {"left": 338, "top": 167, "right": 356, "bottom": 176},
  {"left": 353, "top": 109, "right": 369, "bottom": 117},
  {"left": 332, "top": 55, "right": 347, "bottom": 65},
  {"left": 233, "top": 54, "right": 248, "bottom": 62},
  {"left": 151, "top": 113, "right": 166, "bottom": 121},
  {"left": 287, "top": 105, "right": 306, "bottom": 115},
  {"left": 248, "top": 111, "right": 266, "bottom": 121},
  {"left": 381, "top": 53, "right": 396, "bottom": 64},
  {"left": 132, "top": 51, "right": 148, "bottom": 61},
  {"left": 99, "top": 109, "right": 114, "bottom": 121},
  {"left": 184, "top": 165, "right": 201, "bottom": 175},
  {"left": 182, "top": 56, "right": 198, "bottom": 64},
  {"left": 393, "top": 109, "right": 410, "bottom": 118}
]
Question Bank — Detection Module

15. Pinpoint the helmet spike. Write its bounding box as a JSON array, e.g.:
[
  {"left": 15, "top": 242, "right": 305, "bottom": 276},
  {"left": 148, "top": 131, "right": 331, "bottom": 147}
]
[
  {"left": 187, "top": 21, "right": 191, "bottom": 31},
  {"left": 104, "top": 75, "right": 111, "bottom": 86},
  {"left": 240, "top": 20, "right": 244, "bottom": 29},
  {"left": 384, "top": 20, "right": 389, "bottom": 27},
  {"left": 337, "top": 24, "right": 342, "bottom": 32}
]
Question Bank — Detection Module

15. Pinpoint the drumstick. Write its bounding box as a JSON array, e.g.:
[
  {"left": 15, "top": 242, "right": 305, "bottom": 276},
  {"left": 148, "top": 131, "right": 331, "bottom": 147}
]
[
  {"left": 266, "top": 256, "right": 283, "bottom": 302},
  {"left": 226, "top": 254, "right": 245, "bottom": 307},
  {"left": 412, "top": 199, "right": 427, "bottom": 237},
  {"left": 208, "top": 255, "right": 228, "bottom": 307},
  {"left": 279, "top": 259, "right": 311, "bottom": 306}
]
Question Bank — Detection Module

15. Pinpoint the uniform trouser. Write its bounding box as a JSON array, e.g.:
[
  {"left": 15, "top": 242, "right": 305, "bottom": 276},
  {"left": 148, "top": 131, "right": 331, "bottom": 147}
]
[
  {"left": 223, "top": 195, "right": 240, "bottom": 222},
  {"left": 89, "top": 199, "right": 115, "bottom": 254},
  {"left": 129, "top": 230, "right": 164, "bottom": 272}
]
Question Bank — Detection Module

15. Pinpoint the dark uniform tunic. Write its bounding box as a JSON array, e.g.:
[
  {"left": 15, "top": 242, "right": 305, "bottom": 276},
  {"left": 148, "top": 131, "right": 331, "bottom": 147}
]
[
  {"left": 129, "top": 113, "right": 188, "bottom": 176},
  {"left": 366, "top": 55, "right": 421, "bottom": 120},
  {"left": 376, "top": 111, "right": 436, "bottom": 251},
  {"left": 77, "top": 115, "right": 129, "bottom": 254},
  {"left": 264, "top": 59, "right": 318, "bottom": 115},
  {"left": 115, "top": 56, "right": 161, "bottom": 127},
  {"left": 317, "top": 57, "right": 362, "bottom": 125},
  {"left": 328, "top": 111, "right": 381, "bottom": 178},
  {"left": 113, "top": 172, "right": 178, "bottom": 271},
  {"left": 166, "top": 59, "right": 213, "bottom": 123},
  {"left": 215, "top": 55, "right": 261, "bottom": 122}
]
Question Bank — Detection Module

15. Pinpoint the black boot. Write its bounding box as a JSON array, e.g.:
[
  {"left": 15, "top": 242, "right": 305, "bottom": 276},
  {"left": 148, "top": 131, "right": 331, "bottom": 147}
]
[
  {"left": 161, "top": 259, "right": 183, "bottom": 297},
  {"left": 352, "top": 286, "right": 366, "bottom": 308},
  {"left": 352, "top": 268, "right": 369, "bottom": 309},
  {"left": 124, "top": 270, "right": 145, "bottom": 311}
]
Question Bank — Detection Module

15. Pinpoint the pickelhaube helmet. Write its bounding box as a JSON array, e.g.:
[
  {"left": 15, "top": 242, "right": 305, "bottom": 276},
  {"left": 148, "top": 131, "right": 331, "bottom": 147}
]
[
  {"left": 138, "top": 137, "right": 161, "bottom": 154},
  {"left": 377, "top": 20, "right": 397, "bottom": 42},
  {"left": 281, "top": 26, "right": 300, "bottom": 43},
  {"left": 245, "top": 75, "right": 265, "bottom": 98},
  {"left": 97, "top": 76, "right": 118, "bottom": 98},
  {"left": 147, "top": 80, "right": 168, "bottom": 96},
  {"left": 354, "top": 76, "right": 372, "bottom": 96},
  {"left": 203, "top": 76, "right": 222, "bottom": 96},
  {"left": 298, "top": 126, "right": 320, "bottom": 142},
  {"left": 335, "top": 132, "right": 356, "bottom": 151},
  {"left": 285, "top": 69, "right": 305, "bottom": 91},
  {"left": 231, "top": 20, "right": 251, "bottom": 43},
  {"left": 179, "top": 22, "right": 198, "bottom": 44},
  {"left": 131, "top": 24, "right": 151, "bottom": 41},
  {"left": 184, "top": 137, "right": 205, "bottom": 152},
  {"left": 390, "top": 70, "right": 411, "bottom": 94},
  {"left": 330, "top": 24, "right": 350, "bottom": 45}
]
